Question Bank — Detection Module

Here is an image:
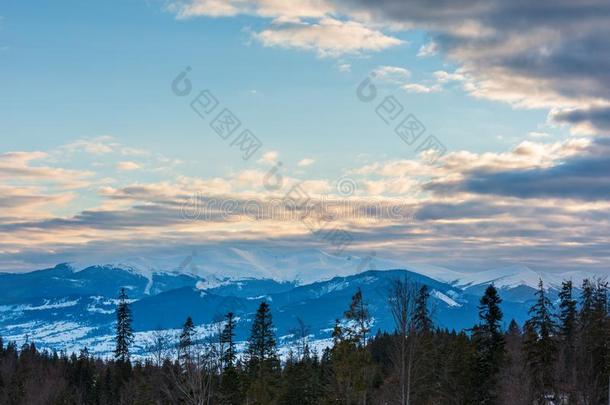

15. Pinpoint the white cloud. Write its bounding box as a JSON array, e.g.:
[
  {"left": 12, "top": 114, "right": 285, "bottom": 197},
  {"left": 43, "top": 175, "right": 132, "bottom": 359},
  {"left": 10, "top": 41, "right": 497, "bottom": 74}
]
[
  {"left": 116, "top": 161, "right": 141, "bottom": 171},
  {"left": 417, "top": 41, "right": 437, "bottom": 57},
  {"left": 170, "top": 0, "right": 334, "bottom": 20},
  {"left": 251, "top": 18, "right": 403, "bottom": 57},
  {"left": 337, "top": 63, "right": 351, "bottom": 73},
  {"left": 62, "top": 136, "right": 116, "bottom": 154},
  {"left": 433, "top": 70, "right": 466, "bottom": 84},
  {"left": 258, "top": 150, "right": 279, "bottom": 165},
  {"left": 0, "top": 151, "right": 92, "bottom": 188},
  {"left": 401, "top": 83, "right": 439, "bottom": 93},
  {"left": 297, "top": 158, "right": 315, "bottom": 167},
  {"left": 373, "top": 65, "right": 411, "bottom": 83}
]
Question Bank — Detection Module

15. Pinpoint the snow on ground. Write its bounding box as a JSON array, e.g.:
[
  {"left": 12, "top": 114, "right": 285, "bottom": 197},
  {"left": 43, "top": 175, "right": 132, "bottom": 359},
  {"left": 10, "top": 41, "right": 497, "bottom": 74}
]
[
  {"left": 431, "top": 290, "right": 461, "bottom": 307},
  {"left": 3, "top": 321, "right": 95, "bottom": 347}
]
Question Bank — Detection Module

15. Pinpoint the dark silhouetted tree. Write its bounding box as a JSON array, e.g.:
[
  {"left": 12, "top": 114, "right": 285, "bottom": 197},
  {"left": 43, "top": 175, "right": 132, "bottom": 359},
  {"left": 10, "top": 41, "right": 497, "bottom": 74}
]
[
  {"left": 472, "top": 284, "right": 505, "bottom": 404},
  {"left": 114, "top": 288, "right": 134, "bottom": 362},
  {"left": 524, "top": 279, "right": 558, "bottom": 402}
]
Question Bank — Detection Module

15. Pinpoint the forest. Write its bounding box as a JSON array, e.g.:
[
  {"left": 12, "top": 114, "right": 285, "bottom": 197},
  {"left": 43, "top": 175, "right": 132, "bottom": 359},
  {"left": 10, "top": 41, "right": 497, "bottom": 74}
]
[{"left": 0, "top": 278, "right": 608, "bottom": 404}]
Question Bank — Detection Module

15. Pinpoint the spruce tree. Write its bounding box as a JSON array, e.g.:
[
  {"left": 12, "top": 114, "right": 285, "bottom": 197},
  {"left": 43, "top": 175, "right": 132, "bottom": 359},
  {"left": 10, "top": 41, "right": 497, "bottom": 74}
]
[
  {"left": 524, "top": 279, "right": 558, "bottom": 401},
  {"left": 246, "top": 301, "right": 279, "bottom": 404},
  {"left": 472, "top": 284, "right": 505, "bottom": 404},
  {"left": 247, "top": 302, "right": 277, "bottom": 365},
  {"left": 221, "top": 312, "right": 237, "bottom": 369},
  {"left": 558, "top": 280, "right": 577, "bottom": 397},
  {"left": 178, "top": 316, "right": 195, "bottom": 365},
  {"left": 558, "top": 280, "right": 577, "bottom": 343},
  {"left": 327, "top": 291, "right": 373, "bottom": 404},
  {"left": 578, "top": 279, "right": 609, "bottom": 403},
  {"left": 413, "top": 285, "right": 432, "bottom": 334},
  {"left": 218, "top": 311, "right": 243, "bottom": 405},
  {"left": 114, "top": 288, "right": 134, "bottom": 362}
]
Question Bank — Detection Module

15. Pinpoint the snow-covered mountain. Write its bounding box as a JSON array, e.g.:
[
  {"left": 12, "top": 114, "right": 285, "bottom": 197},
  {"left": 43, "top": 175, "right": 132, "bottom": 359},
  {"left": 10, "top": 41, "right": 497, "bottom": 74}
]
[
  {"left": 0, "top": 250, "right": 604, "bottom": 358},
  {"left": 66, "top": 246, "right": 601, "bottom": 288}
]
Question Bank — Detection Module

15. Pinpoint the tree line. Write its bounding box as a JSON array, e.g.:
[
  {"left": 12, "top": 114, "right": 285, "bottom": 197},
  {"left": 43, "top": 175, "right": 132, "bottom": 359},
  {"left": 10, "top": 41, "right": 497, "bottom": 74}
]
[{"left": 0, "top": 278, "right": 608, "bottom": 404}]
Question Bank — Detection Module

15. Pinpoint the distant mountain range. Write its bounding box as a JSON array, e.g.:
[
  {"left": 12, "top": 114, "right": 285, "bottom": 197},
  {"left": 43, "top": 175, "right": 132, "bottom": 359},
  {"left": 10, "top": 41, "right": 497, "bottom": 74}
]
[{"left": 0, "top": 250, "right": 604, "bottom": 358}]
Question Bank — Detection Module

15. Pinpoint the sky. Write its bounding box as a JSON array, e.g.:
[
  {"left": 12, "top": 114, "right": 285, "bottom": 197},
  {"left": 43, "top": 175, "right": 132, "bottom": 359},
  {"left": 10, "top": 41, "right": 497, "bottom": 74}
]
[{"left": 1, "top": 0, "right": 610, "bottom": 276}]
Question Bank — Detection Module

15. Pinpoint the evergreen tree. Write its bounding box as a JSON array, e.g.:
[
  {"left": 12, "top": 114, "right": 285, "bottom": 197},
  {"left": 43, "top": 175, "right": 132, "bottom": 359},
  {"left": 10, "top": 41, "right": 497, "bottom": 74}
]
[
  {"left": 178, "top": 316, "right": 195, "bottom": 365},
  {"left": 557, "top": 280, "right": 577, "bottom": 397},
  {"left": 523, "top": 279, "right": 558, "bottom": 402},
  {"left": 278, "top": 352, "right": 322, "bottom": 405},
  {"left": 114, "top": 288, "right": 134, "bottom": 362},
  {"left": 499, "top": 320, "right": 529, "bottom": 404},
  {"left": 246, "top": 301, "right": 279, "bottom": 404},
  {"left": 413, "top": 285, "right": 432, "bottom": 334},
  {"left": 558, "top": 280, "right": 577, "bottom": 343},
  {"left": 578, "top": 279, "right": 609, "bottom": 403},
  {"left": 221, "top": 312, "right": 237, "bottom": 369},
  {"left": 247, "top": 302, "right": 277, "bottom": 365},
  {"left": 472, "top": 284, "right": 505, "bottom": 404}
]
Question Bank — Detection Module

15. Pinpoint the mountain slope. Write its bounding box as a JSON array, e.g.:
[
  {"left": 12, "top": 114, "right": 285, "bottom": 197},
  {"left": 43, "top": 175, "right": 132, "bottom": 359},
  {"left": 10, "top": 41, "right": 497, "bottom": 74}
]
[{"left": 0, "top": 257, "right": 602, "bottom": 358}]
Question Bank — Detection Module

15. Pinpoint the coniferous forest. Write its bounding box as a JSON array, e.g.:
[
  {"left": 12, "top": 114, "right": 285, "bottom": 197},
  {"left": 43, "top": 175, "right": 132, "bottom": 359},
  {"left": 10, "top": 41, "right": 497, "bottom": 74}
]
[{"left": 0, "top": 279, "right": 608, "bottom": 405}]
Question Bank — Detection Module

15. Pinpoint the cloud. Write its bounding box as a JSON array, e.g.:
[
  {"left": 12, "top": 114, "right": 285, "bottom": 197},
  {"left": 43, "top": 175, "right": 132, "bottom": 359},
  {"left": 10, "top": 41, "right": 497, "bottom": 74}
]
[
  {"left": 335, "top": 0, "right": 610, "bottom": 132},
  {"left": 168, "top": 0, "right": 610, "bottom": 132},
  {"left": 373, "top": 65, "right": 411, "bottom": 82},
  {"left": 417, "top": 41, "right": 438, "bottom": 57},
  {"left": 401, "top": 83, "right": 439, "bottom": 93},
  {"left": 258, "top": 150, "right": 279, "bottom": 165},
  {"left": 433, "top": 70, "right": 466, "bottom": 84},
  {"left": 0, "top": 151, "right": 92, "bottom": 188},
  {"left": 297, "top": 158, "right": 315, "bottom": 167},
  {"left": 0, "top": 185, "right": 75, "bottom": 218},
  {"left": 426, "top": 137, "right": 610, "bottom": 201},
  {"left": 551, "top": 106, "right": 610, "bottom": 135},
  {"left": 116, "top": 161, "right": 141, "bottom": 171},
  {"left": 337, "top": 63, "right": 351, "bottom": 73},
  {"left": 4, "top": 136, "right": 610, "bottom": 274},
  {"left": 251, "top": 17, "right": 403, "bottom": 57},
  {"left": 61, "top": 136, "right": 116, "bottom": 154},
  {"left": 170, "top": 0, "right": 334, "bottom": 20}
]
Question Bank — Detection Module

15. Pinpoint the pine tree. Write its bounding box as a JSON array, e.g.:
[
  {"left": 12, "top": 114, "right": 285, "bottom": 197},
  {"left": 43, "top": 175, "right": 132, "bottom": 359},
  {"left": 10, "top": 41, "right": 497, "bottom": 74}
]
[
  {"left": 558, "top": 280, "right": 577, "bottom": 343},
  {"left": 413, "top": 285, "right": 432, "bottom": 334},
  {"left": 218, "top": 312, "right": 243, "bottom": 405},
  {"left": 557, "top": 280, "right": 577, "bottom": 397},
  {"left": 278, "top": 352, "right": 322, "bottom": 405},
  {"left": 326, "top": 293, "right": 373, "bottom": 405},
  {"left": 524, "top": 279, "right": 558, "bottom": 401},
  {"left": 221, "top": 312, "right": 237, "bottom": 369},
  {"left": 472, "top": 284, "right": 505, "bottom": 404},
  {"left": 247, "top": 302, "right": 277, "bottom": 365},
  {"left": 499, "top": 320, "right": 529, "bottom": 403},
  {"left": 578, "top": 279, "right": 609, "bottom": 403},
  {"left": 246, "top": 301, "right": 279, "bottom": 404},
  {"left": 114, "top": 288, "right": 134, "bottom": 362},
  {"left": 178, "top": 316, "right": 195, "bottom": 365}
]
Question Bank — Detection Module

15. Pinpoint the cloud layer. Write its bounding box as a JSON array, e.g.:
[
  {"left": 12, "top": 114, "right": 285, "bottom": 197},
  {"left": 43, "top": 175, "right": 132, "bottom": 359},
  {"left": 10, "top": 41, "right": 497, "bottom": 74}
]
[{"left": 2, "top": 135, "right": 610, "bottom": 275}]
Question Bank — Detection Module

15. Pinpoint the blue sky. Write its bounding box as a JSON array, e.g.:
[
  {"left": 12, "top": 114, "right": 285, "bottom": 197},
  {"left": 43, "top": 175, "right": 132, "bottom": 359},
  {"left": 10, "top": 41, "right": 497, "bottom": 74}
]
[{"left": 1, "top": 0, "right": 609, "bottom": 276}]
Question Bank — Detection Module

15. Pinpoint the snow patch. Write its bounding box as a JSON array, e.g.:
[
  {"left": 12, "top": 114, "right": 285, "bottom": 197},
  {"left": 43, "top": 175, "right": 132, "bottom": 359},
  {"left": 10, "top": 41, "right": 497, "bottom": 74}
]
[{"left": 431, "top": 290, "right": 461, "bottom": 307}]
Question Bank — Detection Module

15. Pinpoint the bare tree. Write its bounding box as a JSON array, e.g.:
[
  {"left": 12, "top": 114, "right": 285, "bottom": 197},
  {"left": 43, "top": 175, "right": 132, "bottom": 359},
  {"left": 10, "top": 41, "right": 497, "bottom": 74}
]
[
  {"left": 289, "top": 317, "right": 310, "bottom": 359},
  {"left": 388, "top": 277, "right": 417, "bottom": 405},
  {"left": 146, "top": 328, "right": 173, "bottom": 367},
  {"left": 163, "top": 326, "right": 215, "bottom": 405}
]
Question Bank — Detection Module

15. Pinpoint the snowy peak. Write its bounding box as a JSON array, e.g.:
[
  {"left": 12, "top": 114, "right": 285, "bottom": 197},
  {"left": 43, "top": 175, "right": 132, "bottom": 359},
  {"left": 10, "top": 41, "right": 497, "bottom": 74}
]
[{"left": 454, "top": 265, "right": 544, "bottom": 290}]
